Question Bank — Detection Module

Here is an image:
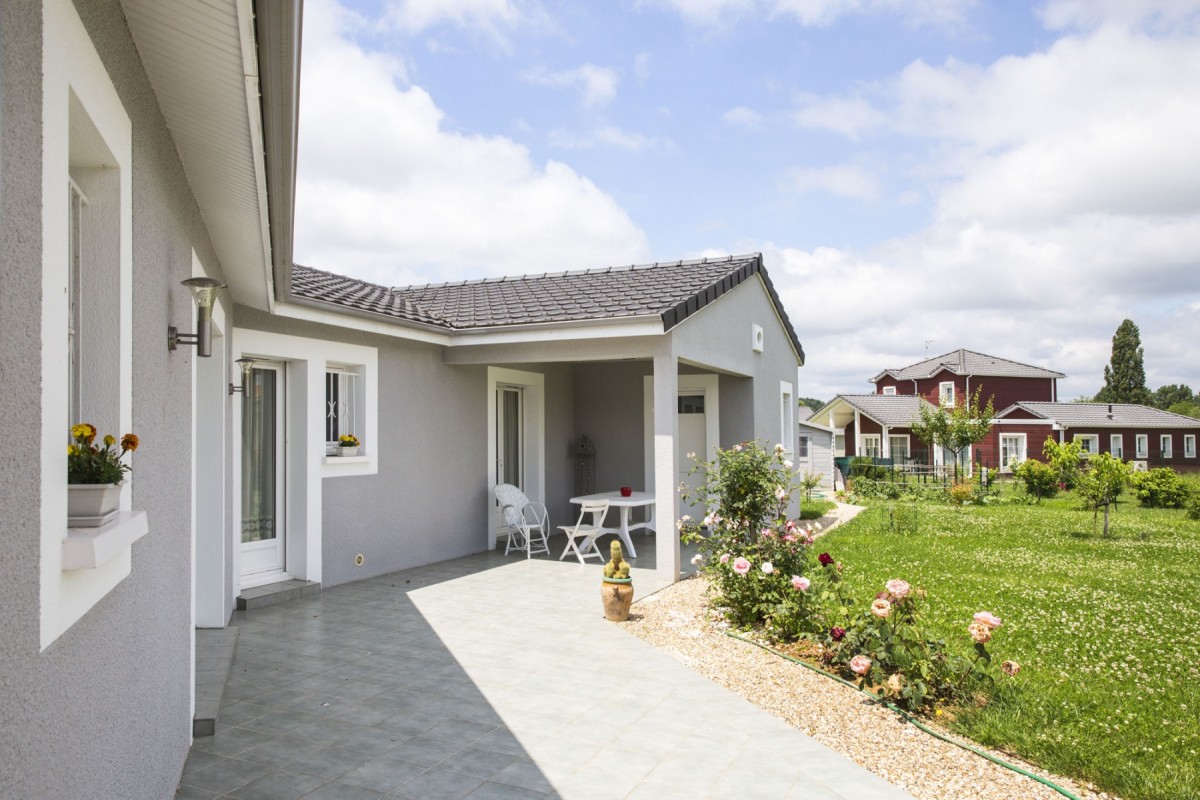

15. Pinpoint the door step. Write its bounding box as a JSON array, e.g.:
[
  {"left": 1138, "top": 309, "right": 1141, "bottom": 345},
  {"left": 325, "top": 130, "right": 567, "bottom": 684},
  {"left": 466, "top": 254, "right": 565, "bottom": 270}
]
[
  {"left": 194, "top": 627, "right": 238, "bottom": 737},
  {"left": 236, "top": 579, "right": 321, "bottom": 611}
]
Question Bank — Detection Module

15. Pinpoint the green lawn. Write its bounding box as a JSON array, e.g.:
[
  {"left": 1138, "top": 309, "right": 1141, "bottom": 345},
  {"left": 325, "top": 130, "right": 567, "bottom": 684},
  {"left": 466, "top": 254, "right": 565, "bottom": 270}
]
[{"left": 819, "top": 493, "right": 1200, "bottom": 800}]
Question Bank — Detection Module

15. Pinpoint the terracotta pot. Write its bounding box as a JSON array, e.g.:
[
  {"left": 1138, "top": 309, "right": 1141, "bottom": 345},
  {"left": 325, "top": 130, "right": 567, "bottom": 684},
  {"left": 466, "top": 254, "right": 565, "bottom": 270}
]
[{"left": 601, "top": 579, "right": 634, "bottom": 621}]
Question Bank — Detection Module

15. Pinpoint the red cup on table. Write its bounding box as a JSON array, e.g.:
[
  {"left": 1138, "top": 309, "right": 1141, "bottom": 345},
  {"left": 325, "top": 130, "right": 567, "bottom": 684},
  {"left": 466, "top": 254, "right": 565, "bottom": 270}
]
[{"left": 620, "top": 486, "right": 633, "bottom": 497}]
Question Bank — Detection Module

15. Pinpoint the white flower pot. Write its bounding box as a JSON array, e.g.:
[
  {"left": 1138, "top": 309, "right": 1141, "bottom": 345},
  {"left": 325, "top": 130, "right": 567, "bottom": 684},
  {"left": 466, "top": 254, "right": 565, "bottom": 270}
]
[
  {"left": 67, "top": 482, "right": 122, "bottom": 525},
  {"left": 338, "top": 446, "right": 359, "bottom": 457}
]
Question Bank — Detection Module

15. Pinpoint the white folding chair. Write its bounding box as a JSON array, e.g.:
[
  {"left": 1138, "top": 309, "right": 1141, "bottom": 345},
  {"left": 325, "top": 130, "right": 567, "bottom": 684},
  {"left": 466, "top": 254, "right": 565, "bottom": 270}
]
[
  {"left": 493, "top": 484, "right": 550, "bottom": 558},
  {"left": 558, "top": 500, "right": 608, "bottom": 564}
]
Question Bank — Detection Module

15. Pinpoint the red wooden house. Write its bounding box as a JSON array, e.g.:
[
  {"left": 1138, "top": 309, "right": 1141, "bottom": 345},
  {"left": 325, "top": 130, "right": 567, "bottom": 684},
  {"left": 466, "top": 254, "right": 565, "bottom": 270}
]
[{"left": 817, "top": 349, "right": 1200, "bottom": 474}]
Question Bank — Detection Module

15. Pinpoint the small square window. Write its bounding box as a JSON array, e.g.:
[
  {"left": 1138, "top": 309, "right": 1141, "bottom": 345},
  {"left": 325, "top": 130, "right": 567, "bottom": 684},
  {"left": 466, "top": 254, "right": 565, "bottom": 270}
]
[
  {"left": 938, "top": 382, "right": 955, "bottom": 407},
  {"left": 882, "top": 386, "right": 897, "bottom": 396},
  {"left": 797, "top": 435, "right": 809, "bottom": 458},
  {"left": 1074, "top": 434, "right": 1099, "bottom": 456}
]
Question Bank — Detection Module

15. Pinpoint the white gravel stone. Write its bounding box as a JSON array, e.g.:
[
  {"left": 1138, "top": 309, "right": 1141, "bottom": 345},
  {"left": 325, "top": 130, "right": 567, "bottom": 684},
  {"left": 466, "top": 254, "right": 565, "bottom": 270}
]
[{"left": 619, "top": 575, "right": 1117, "bottom": 800}]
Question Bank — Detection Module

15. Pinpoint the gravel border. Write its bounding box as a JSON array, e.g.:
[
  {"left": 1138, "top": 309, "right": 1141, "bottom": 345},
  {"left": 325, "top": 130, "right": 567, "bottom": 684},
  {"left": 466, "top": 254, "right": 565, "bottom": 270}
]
[{"left": 618, "top": 505, "right": 1119, "bottom": 800}]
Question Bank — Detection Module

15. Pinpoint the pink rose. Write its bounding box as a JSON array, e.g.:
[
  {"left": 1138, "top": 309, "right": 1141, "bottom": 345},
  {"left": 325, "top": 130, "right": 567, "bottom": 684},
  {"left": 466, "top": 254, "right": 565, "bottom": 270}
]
[
  {"left": 870, "top": 598, "right": 892, "bottom": 619},
  {"left": 760, "top": 562, "right": 774, "bottom": 575},
  {"left": 732, "top": 557, "right": 751, "bottom": 575},
  {"left": 885, "top": 579, "right": 911, "bottom": 601},
  {"left": 1001, "top": 660, "right": 1021, "bottom": 677},
  {"left": 791, "top": 575, "right": 811, "bottom": 591},
  {"left": 760, "top": 527, "right": 774, "bottom": 537},
  {"left": 974, "top": 611, "right": 1003, "bottom": 629},
  {"left": 849, "top": 655, "right": 872, "bottom": 675},
  {"left": 719, "top": 553, "right": 730, "bottom": 564}
]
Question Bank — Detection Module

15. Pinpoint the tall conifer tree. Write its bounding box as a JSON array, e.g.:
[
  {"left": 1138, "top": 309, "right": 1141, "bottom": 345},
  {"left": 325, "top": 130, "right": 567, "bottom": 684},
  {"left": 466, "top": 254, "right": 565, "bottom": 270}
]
[{"left": 1094, "top": 319, "right": 1152, "bottom": 404}]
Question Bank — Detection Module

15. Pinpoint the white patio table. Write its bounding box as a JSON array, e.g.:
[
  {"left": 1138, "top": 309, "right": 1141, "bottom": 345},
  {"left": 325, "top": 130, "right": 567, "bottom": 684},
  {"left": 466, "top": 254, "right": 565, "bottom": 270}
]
[{"left": 567, "top": 490, "right": 656, "bottom": 558}]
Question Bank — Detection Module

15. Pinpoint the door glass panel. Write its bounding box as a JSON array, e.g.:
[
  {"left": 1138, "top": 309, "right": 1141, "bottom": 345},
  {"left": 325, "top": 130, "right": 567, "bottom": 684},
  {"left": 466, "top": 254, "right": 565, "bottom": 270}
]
[
  {"left": 678, "top": 395, "right": 705, "bottom": 414},
  {"left": 499, "top": 389, "right": 522, "bottom": 488},
  {"left": 242, "top": 368, "right": 277, "bottom": 544}
]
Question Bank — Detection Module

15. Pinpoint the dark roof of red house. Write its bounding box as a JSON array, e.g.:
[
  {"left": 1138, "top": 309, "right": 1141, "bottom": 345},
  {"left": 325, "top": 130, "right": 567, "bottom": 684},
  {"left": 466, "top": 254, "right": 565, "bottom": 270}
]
[
  {"left": 996, "top": 402, "right": 1200, "bottom": 429},
  {"left": 871, "top": 348, "right": 1064, "bottom": 383}
]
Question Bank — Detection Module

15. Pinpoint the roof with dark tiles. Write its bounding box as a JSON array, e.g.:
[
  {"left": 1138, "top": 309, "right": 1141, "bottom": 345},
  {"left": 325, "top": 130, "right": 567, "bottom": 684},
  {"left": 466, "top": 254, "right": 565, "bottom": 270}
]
[
  {"left": 997, "top": 402, "right": 1200, "bottom": 429},
  {"left": 871, "top": 348, "right": 1065, "bottom": 383},
  {"left": 289, "top": 254, "right": 804, "bottom": 362}
]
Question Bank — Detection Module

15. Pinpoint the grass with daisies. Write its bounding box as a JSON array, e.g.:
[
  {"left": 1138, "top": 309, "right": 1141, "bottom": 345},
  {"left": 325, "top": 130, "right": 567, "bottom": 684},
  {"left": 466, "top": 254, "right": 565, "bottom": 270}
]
[{"left": 819, "top": 484, "right": 1200, "bottom": 800}]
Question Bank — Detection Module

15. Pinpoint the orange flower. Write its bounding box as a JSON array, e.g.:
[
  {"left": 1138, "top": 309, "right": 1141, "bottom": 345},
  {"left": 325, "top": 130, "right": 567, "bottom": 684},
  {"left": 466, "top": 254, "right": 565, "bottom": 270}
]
[{"left": 121, "top": 433, "right": 139, "bottom": 452}]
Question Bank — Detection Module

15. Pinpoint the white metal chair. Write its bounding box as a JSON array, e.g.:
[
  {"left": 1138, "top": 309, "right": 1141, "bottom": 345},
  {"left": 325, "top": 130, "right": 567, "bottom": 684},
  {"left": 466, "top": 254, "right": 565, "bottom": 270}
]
[
  {"left": 558, "top": 499, "right": 609, "bottom": 564},
  {"left": 493, "top": 484, "right": 550, "bottom": 558}
]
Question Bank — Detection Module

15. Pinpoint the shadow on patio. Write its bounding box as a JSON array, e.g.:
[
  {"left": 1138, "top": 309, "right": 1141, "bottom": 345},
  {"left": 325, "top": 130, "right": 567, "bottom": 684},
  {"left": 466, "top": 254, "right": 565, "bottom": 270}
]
[{"left": 178, "top": 539, "right": 913, "bottom": 800}]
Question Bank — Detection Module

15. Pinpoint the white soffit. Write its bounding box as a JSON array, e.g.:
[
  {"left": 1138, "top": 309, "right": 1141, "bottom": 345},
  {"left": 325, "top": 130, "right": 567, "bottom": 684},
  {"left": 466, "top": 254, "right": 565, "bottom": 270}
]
[{"left": 121, "top": 0, "right": 274, "bottom": 310}]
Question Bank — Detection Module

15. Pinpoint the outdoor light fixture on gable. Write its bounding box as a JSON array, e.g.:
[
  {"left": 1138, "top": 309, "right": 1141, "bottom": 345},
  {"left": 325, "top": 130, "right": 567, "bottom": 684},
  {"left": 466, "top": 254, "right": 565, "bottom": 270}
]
[
  {"left": 229, "top": 358, "right": 256, "bottom": 396},
  {"left": 168, "top": 277, "right": 223, "bottom": 357}
]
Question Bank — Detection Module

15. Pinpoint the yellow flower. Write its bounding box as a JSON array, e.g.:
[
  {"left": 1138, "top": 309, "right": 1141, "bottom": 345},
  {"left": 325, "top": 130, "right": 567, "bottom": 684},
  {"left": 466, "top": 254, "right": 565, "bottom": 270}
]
[
  {"left": 68, "top": 444, "right": 78, "bottom": 456},
  {"left": 70, "top": 423, "right": 96, "bottom": 443},
  {"left": 104, "top": 434, "right": 116, "bottom": 447}
]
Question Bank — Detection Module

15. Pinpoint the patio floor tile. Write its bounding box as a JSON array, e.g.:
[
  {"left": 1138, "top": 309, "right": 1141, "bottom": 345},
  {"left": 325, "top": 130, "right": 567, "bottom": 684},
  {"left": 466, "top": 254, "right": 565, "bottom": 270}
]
[{"left": 178, "top": 546, "right": 914, "bottom": 800}]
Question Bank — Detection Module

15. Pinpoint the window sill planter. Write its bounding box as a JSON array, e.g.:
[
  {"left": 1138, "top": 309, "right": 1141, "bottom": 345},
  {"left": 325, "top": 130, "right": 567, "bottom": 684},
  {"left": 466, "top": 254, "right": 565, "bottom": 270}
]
[
  {"left": 67, "top": 482, "right": 123, "bottom": 526},
  {"left": 63, "top": 510, "right": 148, "bottom": 570},
  {"left": 336, "top": 446, "right": 359, "bottom": 457}
]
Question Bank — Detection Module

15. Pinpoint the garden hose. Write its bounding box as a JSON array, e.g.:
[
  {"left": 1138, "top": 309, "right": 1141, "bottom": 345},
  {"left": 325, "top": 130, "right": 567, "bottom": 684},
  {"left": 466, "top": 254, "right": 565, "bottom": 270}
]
[{"left": 725, "top": 631, "right": 1083, "bottom": 800}]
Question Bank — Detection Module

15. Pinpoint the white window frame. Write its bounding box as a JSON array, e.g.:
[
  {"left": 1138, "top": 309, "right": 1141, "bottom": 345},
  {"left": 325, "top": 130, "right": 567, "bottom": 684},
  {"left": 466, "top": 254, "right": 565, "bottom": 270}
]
[
  {"left": 797, "top": 434, "right": 810, "bottom": 459},
  {"left": 1073, "top": 434, "right": 1099, "bottom": 457},
  {"left": 1000, "top": 433, "right": 1027, "bottom": 472},
  {"left": 939, "top": 381, "right": 955, "bottom": 408},
  {"left": 41, "top": 0, "right": 138, "bottom": 650},
  {"left": 779, "top": 381, "right": 795, "bottom": 457},
  {"left": 1160, "top": 434, "right": 1173, "bottom": 459},
  {"left": 1109, "top": 434, "right": 1124, "bottom": 459},
  {"left": 882, "top": 386, "right": 897, "bottom": 396},
  {"left": 861, "top": 434, "right": 882, "bottom": 458},
  {"left": 888, "top": 434, "right": 910, "bottom": 460},
  {"left": 1185, "top": 434, "right": 1196, "bottom": 458},
  {"left": 325, "top": 366, "right": 364, "bottom": 455},
  {"left": 1136, "top": 434, "right": 1149, "bottom": 459}
]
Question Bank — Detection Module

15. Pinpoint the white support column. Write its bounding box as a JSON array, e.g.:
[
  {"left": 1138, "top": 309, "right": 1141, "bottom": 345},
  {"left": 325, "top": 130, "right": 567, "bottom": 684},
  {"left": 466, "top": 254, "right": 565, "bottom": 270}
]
[
  {"left": 881, "top": 425, "right": 891, "bottom": 458},
  {"left": 854, "top": 410, "right": 862, "bottom": 456},
  {"left": 653, "top": 351, "right": 680, "bottom": 583}
]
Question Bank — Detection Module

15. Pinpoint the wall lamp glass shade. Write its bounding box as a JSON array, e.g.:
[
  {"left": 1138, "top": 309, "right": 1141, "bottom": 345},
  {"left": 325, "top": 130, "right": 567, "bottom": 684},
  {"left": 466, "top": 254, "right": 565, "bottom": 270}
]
[
  {"left": 168, "top": 277, "right": 224, "bottom": 357},
  {"left": 229, "top": 358, "right": 255, "bottom": 395}
]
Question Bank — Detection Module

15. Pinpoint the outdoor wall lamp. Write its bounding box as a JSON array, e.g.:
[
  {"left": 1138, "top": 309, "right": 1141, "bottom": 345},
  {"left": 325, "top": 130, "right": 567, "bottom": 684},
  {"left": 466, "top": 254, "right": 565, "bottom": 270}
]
[
  {"left": 168, "top": 277, "right": 224, "bottom": 357},
  {"left": 228, "top": 358, "right": 256, "bottom": 396}
]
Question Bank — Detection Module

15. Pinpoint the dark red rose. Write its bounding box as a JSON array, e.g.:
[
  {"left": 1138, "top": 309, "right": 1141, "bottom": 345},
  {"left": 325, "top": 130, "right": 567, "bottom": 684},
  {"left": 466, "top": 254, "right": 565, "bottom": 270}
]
[
  {"left": 818, "top": 552, "right": 833, "bottom": 566},
  {"left": 830, "top": 626, "right": 845, "bottom": 641}
]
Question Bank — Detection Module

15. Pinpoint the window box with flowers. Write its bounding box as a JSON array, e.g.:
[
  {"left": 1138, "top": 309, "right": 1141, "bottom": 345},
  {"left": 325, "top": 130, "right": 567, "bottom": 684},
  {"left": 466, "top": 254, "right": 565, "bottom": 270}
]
[
  {"left": 336, "top": 433, "right": 360, "bottom": 457},
  {"left": 64, "top": 423, "right": 148, "bottom": 571},
  {"left": 67, "top": 423, "right": 137, "bottom": 526}
]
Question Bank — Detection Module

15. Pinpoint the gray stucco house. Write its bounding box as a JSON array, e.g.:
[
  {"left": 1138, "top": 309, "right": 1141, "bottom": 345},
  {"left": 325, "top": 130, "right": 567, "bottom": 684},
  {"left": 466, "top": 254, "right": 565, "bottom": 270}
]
[{"left": 1, "top": 0, "right": 808, "bottom": 796}]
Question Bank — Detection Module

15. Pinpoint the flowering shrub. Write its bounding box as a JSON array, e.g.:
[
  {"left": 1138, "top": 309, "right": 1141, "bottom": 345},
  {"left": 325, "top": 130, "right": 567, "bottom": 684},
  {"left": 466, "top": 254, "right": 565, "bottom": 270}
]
[
  {"left": 680, "top": 442, "right": 1012, "bottom": 715},
  {"left": 947, "top": 481, "right": 975, "bottom": 505},
  {"left": 67, "top": 423, "right": 139, "bottom": 485},
  {"left": 338, "top": 433, "right": 360, "bottom": 448},
  {"left": 825, "top": 579, "right": 1002, "bottom": 711}
]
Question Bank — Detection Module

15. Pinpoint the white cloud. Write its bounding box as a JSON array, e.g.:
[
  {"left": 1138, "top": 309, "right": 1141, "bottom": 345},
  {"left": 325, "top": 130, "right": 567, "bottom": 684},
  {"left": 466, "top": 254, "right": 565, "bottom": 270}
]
[
  {"left": 782, "top": 164, "right": 882, "bottom": 200},
  {"left": 649, "top": 0, "right": 975, "bottom": 28},
  {"left": 548, "top": 125, "right": 667, "bottom": 151},
  {"left": 791, "top": 94, "right": 886, "bottom": 139},
  {"left": 765, "top": 14, "right": 1200, "bottom": 399},
  {"left": 634, "top": 52, "right": 653, "bottom": 83},
  {"left": 295, "top": 0, "right": 648, "bottom": 286},
  {"left": 523, "top": 64, "right": 619, "bottom": 107},
  {"left": 1039, "top": 0, "right": 1200, "bottom": 32},
  {"left": 381, "top": 0, "right": 543, "bottom": 42},
  {"left": 722, "top": 106, "right": 765, "bottom": 129}
]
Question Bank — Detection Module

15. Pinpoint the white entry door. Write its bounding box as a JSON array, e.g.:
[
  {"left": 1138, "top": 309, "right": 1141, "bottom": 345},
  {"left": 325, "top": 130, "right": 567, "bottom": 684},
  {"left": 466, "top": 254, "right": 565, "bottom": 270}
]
[
  {"left": 240, "top": 362, "right": 286, "bottom": 583},
  {"left": 496, "top": 387, "right": 523, "bottom": 490}
]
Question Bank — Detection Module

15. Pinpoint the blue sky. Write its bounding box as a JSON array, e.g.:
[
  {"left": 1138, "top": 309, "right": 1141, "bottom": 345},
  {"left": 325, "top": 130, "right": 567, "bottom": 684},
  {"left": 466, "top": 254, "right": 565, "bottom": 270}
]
[{"left": 294, "top": 0, "right": 1200, "bottom": 401}]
